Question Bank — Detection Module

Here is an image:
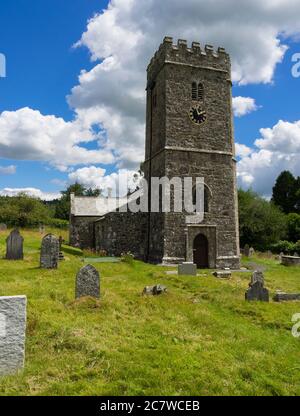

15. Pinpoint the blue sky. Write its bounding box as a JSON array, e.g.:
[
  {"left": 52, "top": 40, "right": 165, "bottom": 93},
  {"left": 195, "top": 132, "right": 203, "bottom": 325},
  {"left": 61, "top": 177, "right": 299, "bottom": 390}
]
[
  {"left": 0, "top": 0, "right": 107, "bottom": 196},
  {"left": 0, "top": 0, "right": 300, "bottom": 199}
]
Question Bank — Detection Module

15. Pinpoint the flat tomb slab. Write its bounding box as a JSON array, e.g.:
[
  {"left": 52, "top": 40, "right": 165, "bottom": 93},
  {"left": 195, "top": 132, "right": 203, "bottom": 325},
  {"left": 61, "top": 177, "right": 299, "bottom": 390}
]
[
  {"left": 281, "top": 256, "right": 300, "bottom": 267},
  {"left": 273, "top": 293, "right": 300, "bottom": 302},
  {"left": 83, "top": 257, "right": 121, "bottom": 263}
]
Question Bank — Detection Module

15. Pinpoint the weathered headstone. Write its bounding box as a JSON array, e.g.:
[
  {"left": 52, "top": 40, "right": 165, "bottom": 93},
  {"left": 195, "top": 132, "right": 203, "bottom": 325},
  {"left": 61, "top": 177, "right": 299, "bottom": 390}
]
[
  {"left": 0, "top": 223, "right": 7, "bottom": 231},
  {"left": 244, "top": 244, "right": 250, "bottom": 257},
  {"left": 76, "top": 264, "right": 100, "bottom": 299},
  {"left": 40, "top": 234, "right": 59, "bottom": 269},
  {"left": 143, "top": 284, "right": 167, "bottom": 296},
  {"left": 39, "top": 224, "right": 45, "bottom": 234},
  {"left": 249, "top": 247, "right": 255, "bottom": 257},
  {"left": 0, "top": 296, "right": 27, "bottom": 376},
  {"left": 213, "top": 270, "right": 231, "bottom": 279},
  {"left": 273, "top": 292, "right": 300, "bottom": 302},
  {"left": 6, "top": 229, "right": 24, "bottom": 260},
  {"left": 178, "top": 262, "right": 197, "bottom": 276},
  {"left": 245, "top": 271, "right": 269, "bottom": 302}
]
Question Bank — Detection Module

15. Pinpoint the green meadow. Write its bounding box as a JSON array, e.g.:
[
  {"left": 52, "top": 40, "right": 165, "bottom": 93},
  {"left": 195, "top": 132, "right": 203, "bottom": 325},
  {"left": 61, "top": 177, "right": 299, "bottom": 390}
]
[{"left": 0, "top": 229, "right": 300, "bottom": 396}]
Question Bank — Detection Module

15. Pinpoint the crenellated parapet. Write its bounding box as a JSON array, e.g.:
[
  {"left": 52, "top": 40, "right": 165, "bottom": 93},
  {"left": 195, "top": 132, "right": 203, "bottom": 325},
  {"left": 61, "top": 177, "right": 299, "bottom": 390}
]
[{"left": 147, "top": 37, "right": 231, "bottom": 84}]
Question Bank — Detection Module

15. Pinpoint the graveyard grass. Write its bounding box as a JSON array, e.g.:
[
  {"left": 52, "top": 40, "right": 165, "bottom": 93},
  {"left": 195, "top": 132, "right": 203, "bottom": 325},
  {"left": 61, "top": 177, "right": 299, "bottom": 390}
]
[{"left": 0, "top": 230, "right": 300, "bottom": 396}]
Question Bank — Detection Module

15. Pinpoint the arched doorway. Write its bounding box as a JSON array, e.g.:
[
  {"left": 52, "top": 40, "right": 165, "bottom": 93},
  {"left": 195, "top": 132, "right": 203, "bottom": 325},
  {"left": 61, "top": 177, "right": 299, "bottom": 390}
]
[{"left": 193, "top": 234, "right": 209, "bottom": 268}]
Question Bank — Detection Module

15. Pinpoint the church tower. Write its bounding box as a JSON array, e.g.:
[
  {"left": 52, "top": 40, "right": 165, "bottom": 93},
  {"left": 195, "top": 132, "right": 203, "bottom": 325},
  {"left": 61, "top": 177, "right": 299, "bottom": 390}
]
[{"left": 143, "top": 37, "right": 240, "bottom": 269}]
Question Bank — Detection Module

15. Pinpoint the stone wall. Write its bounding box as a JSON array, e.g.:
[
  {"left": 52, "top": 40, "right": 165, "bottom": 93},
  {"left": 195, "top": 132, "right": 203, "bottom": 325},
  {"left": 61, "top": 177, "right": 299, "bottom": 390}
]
[
  {"left": 94, "top": 211, "right": 148, "bottom": 260},
  {"left": 69, "top": 215, "right": 100, "bottom": 249}
]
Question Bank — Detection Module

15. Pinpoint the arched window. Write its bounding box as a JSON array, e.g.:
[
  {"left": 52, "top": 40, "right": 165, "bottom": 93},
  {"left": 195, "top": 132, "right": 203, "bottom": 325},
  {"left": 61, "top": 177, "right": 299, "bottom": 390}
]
[
  {"left": 198, "top": 83, "right": 204, "bottom": 101},
  {"left": 192, "top": 82, "right": 197, "bottom": 100},
  {"left": 191, "top": 82, "right": 204, "bottom": 101},
  {"left": 192, "top": 184, "right": 210, "bottom": 213}
]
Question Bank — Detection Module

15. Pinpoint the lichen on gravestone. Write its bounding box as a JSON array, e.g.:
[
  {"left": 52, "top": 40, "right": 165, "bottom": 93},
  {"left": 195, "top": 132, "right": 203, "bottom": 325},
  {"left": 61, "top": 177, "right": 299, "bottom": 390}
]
[
  {"left": 6, "top": 229, "right": 24, "bottom": 260},
  {"left": 40, "top": 234, "right": 60, "bottom": 269},
  {"left": 75, "top": 264, "right": 100, "bottom": 299}
]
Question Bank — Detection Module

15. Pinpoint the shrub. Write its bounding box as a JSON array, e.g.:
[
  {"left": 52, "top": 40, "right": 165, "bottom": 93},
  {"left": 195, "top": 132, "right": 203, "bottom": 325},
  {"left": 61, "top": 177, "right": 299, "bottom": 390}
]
[
  {"left": 270, "top": 240, "right": 296, "bottom": 254},
  {"left": 46, "top": 218, "right": 69, "bottom": 229},
  {"left": 121, "top": 251, "right": 134, "bottom": 264},
  {"left": 239, "top": 189, "right": 287, "bottom": 250},
  {"left": 287, "top": 213, "right": 300, "bottom": 242}
]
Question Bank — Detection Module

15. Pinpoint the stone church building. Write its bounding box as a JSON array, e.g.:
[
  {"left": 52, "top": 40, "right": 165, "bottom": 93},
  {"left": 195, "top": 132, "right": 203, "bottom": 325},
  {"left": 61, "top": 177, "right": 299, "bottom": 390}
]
[{"left": 70, "top": 37, "right": 240, "bottom": 269}]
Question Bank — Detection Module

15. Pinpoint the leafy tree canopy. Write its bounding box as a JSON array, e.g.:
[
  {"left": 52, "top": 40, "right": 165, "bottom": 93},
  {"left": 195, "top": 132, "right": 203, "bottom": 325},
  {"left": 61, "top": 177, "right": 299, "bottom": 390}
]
[{"left": 271, "top": 170, "right": 299, "bottom": 214}]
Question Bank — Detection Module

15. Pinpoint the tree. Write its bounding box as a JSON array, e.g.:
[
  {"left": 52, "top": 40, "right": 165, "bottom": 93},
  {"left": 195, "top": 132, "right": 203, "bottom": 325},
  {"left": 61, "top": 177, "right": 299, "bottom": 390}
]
[
  {"left": 287, "top": 213, "right": 300, "bottom": 242},
  {"left": 239, "top": 189, "right": 287, "bottom": 250},
  {"left": 0, "top": 193, "right": 51, "bottom": 227},
  {"left": 271, "top": 171, "right": 297, "bottom": 214},
  {"left": 85, "top": 188, "right": 102, "bottom": 197},
  {"left": 294, "top": 176, "right": 300, "bottom": 212}
]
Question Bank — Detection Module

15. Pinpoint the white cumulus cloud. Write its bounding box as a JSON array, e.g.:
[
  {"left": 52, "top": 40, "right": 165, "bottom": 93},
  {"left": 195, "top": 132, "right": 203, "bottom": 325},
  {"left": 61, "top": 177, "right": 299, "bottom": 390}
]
[
  {"left": 68, "top": 166, "right": 140, "bottom": 197},
  {"left": 232, "top": 97, "right": 259, "bottom": 117},
  {"left": 235, "top": 143, "right": 253, "bottom": 158},
  {"left": 237, "top": 120, "right": 300, "bottom": 196},
  {"left": 0, "top": 107, "right": 114, "bottom": 171}
]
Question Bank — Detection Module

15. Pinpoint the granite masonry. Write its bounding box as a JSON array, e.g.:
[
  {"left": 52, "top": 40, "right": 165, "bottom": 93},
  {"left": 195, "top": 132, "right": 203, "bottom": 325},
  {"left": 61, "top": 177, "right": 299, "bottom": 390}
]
[
  {"left": 0, "top": 296, "right": 27, "bottom": 376},
  {"left": 6, "top": 229, "right": 24, "bottom": 260},
  {"left": 178, "top": 263, "right": 197, "bottom": 276},
  {"left": 40, "top": 234, "right": 60, "bottom": 269},
  {"left": 69, "top": 37, "right": 240, "bottom": 269},
  {"left": 76, "top": 264, "right": 100, "bottom": 299},
  {"left": 281, "top": 255, "right": 300, "bottom": 267},
  {"left": 273, "top": 292, "right": 300, "bottom": 302},
  {"left": 245, "top": 271, "right": 269, "bottom": 302}
]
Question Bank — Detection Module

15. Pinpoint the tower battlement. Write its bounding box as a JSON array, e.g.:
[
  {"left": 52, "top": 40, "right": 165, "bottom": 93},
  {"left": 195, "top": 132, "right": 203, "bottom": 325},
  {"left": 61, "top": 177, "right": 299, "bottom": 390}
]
[{"left": 147, "top": 37, "right": 230, "bottom": 83}]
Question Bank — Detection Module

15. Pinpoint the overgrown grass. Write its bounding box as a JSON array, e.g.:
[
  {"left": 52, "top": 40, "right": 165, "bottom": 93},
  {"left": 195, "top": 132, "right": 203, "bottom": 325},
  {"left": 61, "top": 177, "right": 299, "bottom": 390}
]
[{"left": 0, "top": 229, "right": 300, "bottom": 396}]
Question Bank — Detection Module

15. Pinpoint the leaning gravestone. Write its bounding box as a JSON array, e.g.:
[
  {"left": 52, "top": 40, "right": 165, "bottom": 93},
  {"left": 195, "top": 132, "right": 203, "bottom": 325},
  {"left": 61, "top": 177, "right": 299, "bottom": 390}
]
[
  {"left": 0, "top": 296, "right": 27, "bottom": 376},
  {"left": 0, "top": 223, "right": 7, "bottom": 231},
  {"left": 76, "top": 264, "right": 100, "bottom": 299},
  {"left": 249, "top": 247, "right": 255, "bottom": 257},
  {"left": 40, "top": 234, "right": 59, "bottom": 269},
  {"left": 245, "top": 271, "right": 269, "bottom": 302},
  {"left": 178, "top": 262, "right": 197, "bottom": 276},
  {"left": 244, "top": 244, "right": 250, "bottom": 257},
  {"left": 39, "top": 224, "right": 45, "bottom": 234},
  {"left": 6, "top": 229, "right": 24, "bottom": 260}
]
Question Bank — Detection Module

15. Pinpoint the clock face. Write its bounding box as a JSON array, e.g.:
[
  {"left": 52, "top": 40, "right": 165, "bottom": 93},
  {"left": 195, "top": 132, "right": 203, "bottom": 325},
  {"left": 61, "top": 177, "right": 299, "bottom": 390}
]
[{"left": 189, "top": 106, "right": 207, "bottom": 125}]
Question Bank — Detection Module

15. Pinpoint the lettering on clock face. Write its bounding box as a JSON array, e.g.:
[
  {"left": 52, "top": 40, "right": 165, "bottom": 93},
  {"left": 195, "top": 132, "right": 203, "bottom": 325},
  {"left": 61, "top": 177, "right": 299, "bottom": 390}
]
[{"left": 189, "top": 106, "right": 207, "bottom": 125}]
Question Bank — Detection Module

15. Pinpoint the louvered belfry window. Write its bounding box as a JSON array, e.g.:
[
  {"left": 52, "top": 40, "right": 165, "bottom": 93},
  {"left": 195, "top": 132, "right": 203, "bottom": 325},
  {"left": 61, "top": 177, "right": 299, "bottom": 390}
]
[
  {"left": 192, "top": 82, "right": 197, "bottom": 100},
  {"left": 192, "top": 82, "right": 204, "bottom": 101}
]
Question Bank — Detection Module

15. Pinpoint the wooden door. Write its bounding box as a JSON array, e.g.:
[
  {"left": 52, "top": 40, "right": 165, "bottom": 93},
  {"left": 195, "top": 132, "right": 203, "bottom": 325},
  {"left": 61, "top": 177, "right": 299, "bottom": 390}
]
[{"left": 193, "top": 234, "right": 209, "bottom": 268}]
